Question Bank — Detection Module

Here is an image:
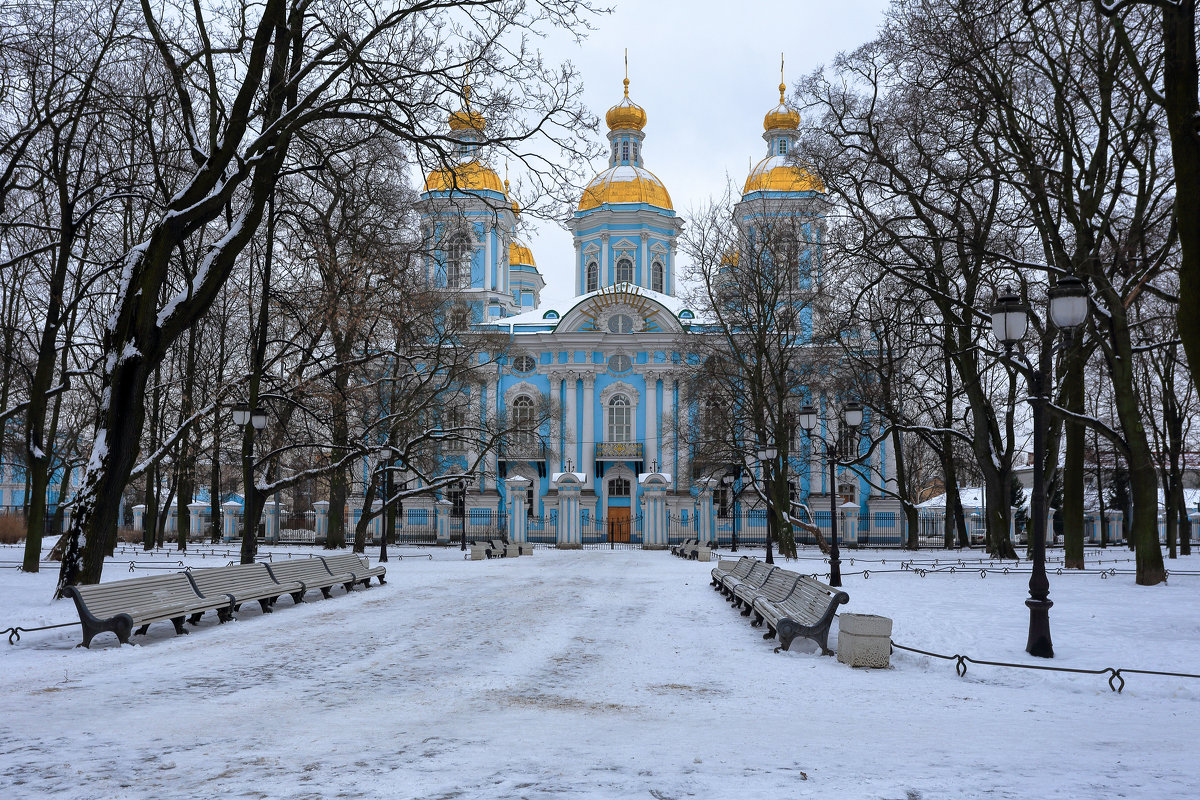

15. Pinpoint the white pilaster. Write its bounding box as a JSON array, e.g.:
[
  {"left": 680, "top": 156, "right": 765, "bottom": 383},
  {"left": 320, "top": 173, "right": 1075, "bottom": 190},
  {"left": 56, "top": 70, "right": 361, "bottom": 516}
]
[
  {"left": 507, "top": 476, "right": 532, "bottom": 544},
  {"left": 582, "top": 374, "right": 596, "bottom": 492}
]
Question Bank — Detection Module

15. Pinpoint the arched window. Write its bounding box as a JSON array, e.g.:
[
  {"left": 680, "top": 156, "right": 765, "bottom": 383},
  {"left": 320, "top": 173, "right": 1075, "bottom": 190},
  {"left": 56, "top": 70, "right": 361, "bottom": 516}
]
[
  {"left": 651, "top": 261, "right": 664, "bottom": 293},
  {"left": 608, "top": 477, "right": 631, "bottom": 497},
  {"left": 608, "top": 393, "right": 631, "bottom": 442},
  {"left": 621, "top": 140, "right": 630, "bottom": 163},
  {"left": 449, "top": 304, "right": 470, "bottom": 331},
  {"left": 777, "top": 138, "right": 788, "bottom": 156},
  {"left": 586, "top": 261, "right": 599, "bottom": 292},
  {"left": 633, "top": 141, "right": 639, "bottom": 163},
  {"left": 512, "top": 394, "right": 536, "bottom": 453},
  {"left": 616, "top": 257, "right": 634, "bottom": 284},
  {"left": 447, "top": 233, "right": 471, "bottom": 288},
  {"left": 838, "top": 481, "right": 856, "bottom": 506}
]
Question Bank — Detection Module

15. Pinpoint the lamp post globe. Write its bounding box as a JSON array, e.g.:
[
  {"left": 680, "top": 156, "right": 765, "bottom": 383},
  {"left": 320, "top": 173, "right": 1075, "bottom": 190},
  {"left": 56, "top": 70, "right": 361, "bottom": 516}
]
[
  {"left": 232, "top": 402, "right": 250, "bottom": 426},
  {"left": 797, "top": 405, "right": 818, "bottom": 433},
  {"left": 990, "top": 286, "right": 1029, "bottom": 346},
  {"left": 1048, "top": 275, "right": 1088, "bottom": 331}
]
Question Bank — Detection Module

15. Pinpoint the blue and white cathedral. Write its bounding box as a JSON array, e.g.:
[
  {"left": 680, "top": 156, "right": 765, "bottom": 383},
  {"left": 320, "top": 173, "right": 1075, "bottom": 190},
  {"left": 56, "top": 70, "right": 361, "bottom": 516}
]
[{"left": 408, "top": 74, "right": 900, "bottom": 548}]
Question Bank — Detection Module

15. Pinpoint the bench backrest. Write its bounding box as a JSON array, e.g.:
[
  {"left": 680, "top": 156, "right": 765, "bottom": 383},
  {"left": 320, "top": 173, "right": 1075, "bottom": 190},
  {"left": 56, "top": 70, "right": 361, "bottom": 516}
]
[
  {"left": 714, "top": 558, "right": 742, "bottom": 574},
  {"left": 71, "top": 573, "right": 203, "bottom": 618},
  {"left": 740, "top": 561, "right": 776, "bottom": 589},
  {"left": 266, "top": 558, "right": 336, "bottom": 583},
  {"left": 321, "top": 553, "right": 369, "bottom": 575},
  {"left": 187, "top": 563, "right": 280, "bottom": 598},
  {"left": 753, "top": 570, "right": 801, "bottom": 602},
  {"left": 784, "top": 576, "right": 844, "bottom": 623},
  {"left": 728, "top": 557, "right": 756, "bottom": 579}
]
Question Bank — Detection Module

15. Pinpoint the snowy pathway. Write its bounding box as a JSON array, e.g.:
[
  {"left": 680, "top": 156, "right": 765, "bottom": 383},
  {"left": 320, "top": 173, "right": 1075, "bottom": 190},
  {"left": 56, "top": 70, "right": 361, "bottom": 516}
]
[{"left": 1, "top": 546, "right": 1197, "bottom": 798}]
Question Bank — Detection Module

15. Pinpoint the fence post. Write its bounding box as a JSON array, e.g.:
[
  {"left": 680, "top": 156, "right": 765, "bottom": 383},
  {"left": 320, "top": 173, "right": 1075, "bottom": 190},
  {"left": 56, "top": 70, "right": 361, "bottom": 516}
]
[
  {"left": 639, "top": 471, "right": 669, "bottom": 549},
  {"left": 552, "top": 471, "right": 584, "bottom": 548},
  {"left": 221, "top": 500, "right": 242, "bottom": 544},
  {"left": 506, "top": 476, "right": 532, "bottom": 545},
  {"left": 698, "top": 478, "right": 718, "bottom": 546},
  {"left": 313, "top": 501, "right": 330, "bottom": 545},
  {"left": 435, "top": 499, "right": 451, "bottom": 545}
]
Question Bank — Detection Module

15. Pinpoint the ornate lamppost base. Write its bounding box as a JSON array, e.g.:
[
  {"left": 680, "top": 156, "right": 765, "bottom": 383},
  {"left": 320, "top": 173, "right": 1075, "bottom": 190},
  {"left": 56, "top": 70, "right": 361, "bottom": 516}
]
[{"left": 1025, "top": 597, "right": 1054, "bottom": 658}]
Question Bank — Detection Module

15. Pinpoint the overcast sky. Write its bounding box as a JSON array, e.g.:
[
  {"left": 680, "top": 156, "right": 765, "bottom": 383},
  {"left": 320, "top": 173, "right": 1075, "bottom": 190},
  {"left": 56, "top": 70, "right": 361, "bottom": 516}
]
[{"left": 519, "top": 0, "right": 894, "bottom": 310}]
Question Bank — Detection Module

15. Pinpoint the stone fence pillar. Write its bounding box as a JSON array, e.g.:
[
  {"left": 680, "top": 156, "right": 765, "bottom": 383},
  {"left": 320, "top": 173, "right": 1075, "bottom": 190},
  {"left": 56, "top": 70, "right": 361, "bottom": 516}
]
[
  {"left": 188, "top": 502, "right": 207, "bottom": 543},
  {"left": 552, "top": 472, "right": 584, "bottom": 548},
  {"left": 132, "top": 504, "right": 145, "bottom": 533},
  {"left": 839, "top": 502, "right": 859, "bottom": 548},
  {"left": 639, "top": 472, "right": 669, "bottom": 549},
  {"left": 507, "top": 476, "right": 532, "bottom": 544},
  {"left": 221, "top": 501, "right": 242, "bottom": 543},
  {"left": 435, "top": 499, "right": 451, "bottom": 545}
]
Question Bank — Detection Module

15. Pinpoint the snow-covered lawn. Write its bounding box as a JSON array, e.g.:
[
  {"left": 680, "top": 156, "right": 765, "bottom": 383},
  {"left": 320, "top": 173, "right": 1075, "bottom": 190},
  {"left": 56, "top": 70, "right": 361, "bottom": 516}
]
[{"left": 2, "top": 543, "right": 1197, "bottom": 799}]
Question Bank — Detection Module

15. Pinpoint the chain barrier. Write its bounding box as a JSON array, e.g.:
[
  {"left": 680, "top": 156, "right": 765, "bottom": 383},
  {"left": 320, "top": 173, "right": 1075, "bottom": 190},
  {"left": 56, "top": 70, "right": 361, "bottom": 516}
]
[
  {"left": 889, "top": 640, "right": 1200, "bottom": 693},
  {"left": 4, "top": 622, "right": 76, "bottom": 645}
]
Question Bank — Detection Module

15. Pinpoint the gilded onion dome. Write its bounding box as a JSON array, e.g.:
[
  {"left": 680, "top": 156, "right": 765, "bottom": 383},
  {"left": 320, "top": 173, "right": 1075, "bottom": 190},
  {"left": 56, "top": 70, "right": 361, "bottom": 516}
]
[
  {"left": 605, "top": 78, "right": 647, "bottom": 131},
  {"left": 509, "top": 240, "right": 535, "bottom": 268},
  {"left": 423, "top": 160, "right": 506, "bottom": 194},
  {"left": 742, "top": 157, "right": 825, "bottom": 195},
  {"left": 763, "top": 82, "right": 801, "bottom": 131},
  {"left": 577, "top": 165, "right": 673, "bottom": 211}
]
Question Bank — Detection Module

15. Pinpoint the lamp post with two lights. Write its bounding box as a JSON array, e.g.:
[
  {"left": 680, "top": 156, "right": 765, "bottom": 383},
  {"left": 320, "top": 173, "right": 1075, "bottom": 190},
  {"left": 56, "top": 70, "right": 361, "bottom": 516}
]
[{"left": 795, "top": 401, "right": 863, "bottom": 588}]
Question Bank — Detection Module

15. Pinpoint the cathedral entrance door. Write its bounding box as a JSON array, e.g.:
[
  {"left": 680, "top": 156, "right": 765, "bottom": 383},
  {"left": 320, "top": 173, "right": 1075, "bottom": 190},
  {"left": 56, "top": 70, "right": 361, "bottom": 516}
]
[{"left": 608, "top": 507, "right": 631, "bottom": 543}]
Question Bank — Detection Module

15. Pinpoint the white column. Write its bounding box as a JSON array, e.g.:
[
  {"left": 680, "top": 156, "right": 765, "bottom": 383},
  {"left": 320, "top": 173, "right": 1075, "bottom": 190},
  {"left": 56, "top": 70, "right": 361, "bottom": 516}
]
[
  {"left": 582, "top": 375, "right": 596, "bottom": 492},
  {"left": 564, "top": 373, "right": 577, "bottom": 471},
  {"left": 600, "top": 234, "right": 610, "bottom": 286},
  {"left": 507, "top": 476, "right": 532, "bottom": 544},
  {"left": 487, "top": 378, "right": 499, "bottom": 493},
  {"left": 640, "top": 233, "right": 648, "bottom": 288},
  {"left": 645, "top": 373, "right": 658, "bottom": 470}
]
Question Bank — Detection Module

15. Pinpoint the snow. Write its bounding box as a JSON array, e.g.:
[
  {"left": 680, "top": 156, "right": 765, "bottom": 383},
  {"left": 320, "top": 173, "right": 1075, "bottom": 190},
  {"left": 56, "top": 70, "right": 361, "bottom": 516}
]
[
  {"left": 550, "top": 472, "right": 587, "bottom": 482},
  {"left": 2, "top": 542, "right": 1198, "bottom": 798},
  {"left": 638, "top": 471, "right": 672, "bottom": 483}
]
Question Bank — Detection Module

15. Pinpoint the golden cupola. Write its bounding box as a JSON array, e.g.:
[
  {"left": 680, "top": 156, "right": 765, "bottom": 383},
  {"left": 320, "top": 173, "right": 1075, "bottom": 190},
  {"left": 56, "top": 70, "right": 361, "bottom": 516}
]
[
  {"left": 422, "top": 82, "right": 509, "bottom": 198},
  {"left": 763, "top": 82, "right": 801, "bottom": 132},
  {"left": 576, "top": 72, "right": 673, "bottom": 213},
  {"left": 743, "top": 74, "right": 824, "bottom": 197},
  {"left": 605, "top": 78, "right": 647, "bottom": 132}
]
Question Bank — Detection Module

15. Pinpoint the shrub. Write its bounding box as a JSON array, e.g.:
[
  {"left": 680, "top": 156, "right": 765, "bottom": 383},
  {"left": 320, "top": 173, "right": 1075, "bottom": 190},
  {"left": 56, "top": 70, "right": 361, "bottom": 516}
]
[{"left": 0, "top": 515, "right": 27, "bottom": 544}]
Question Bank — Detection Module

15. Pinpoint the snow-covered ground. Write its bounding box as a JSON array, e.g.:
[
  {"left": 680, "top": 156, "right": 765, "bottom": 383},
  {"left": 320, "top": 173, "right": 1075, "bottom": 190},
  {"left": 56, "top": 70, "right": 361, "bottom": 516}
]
[{"left": 2, "top": 542, "right": 1198, "bottom": 799}]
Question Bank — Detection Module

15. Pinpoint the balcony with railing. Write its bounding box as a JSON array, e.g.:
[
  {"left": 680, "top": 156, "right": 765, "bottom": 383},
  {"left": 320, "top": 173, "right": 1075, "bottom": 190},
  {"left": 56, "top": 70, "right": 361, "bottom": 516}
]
[
  {"left": 595, "top": 441, "right": 643, "bottom": 461},
  {"left": 501, "top": 435, "right": 547, "bottom": 461}
]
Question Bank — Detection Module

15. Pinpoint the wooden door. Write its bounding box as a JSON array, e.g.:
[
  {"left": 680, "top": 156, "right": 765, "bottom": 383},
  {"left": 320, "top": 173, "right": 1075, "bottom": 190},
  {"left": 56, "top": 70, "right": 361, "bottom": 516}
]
[{"left": 608, "top": 507, "right": 631, "bottom": 543}]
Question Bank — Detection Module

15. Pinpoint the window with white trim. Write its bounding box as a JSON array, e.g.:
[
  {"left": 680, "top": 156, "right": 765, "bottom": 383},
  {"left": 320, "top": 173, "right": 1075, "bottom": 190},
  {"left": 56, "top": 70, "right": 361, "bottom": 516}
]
[
  {"left": 512, "top": 394, "right": 536, "bottom": 452},
  {"left": 512, "top": 355, "right": 536, "bottom": 373},
  {"left": 616, "top": 257, "right": 633, "bottom": 284},
  {"left": 651, "top": 261, "right": 664, "bottom": 293},
  {"left": 447, "top": 233, "right": 471, "bottom": 288},
  {"left": 608, "top": 476, "right": 631, "bottom": 497},
  {"left": 608, "top": 394, "right": 632, "bottom": 442},
  {"left": 621, "top": 141, "right": 630, "bottom": 163},
  {"left": 586, "top": 261, "right": 599, "bottom": 292},
  {"left": 608, "top": 354, "right": 632, "bottom": 373}
]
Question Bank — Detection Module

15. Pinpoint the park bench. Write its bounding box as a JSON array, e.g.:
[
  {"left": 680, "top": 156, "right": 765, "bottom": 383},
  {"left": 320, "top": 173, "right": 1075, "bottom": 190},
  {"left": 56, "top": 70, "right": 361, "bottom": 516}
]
[
  {"left": 710, "top": 556, "right": 754, "bottom": 591},
  {"left": 184, "top": 563, "right": 305, "bottom": 618},
  {"left": 63, "top": 572, "right": 233, "bottom": 648},
  {"left": 671, "top": 538, "right": 697, "bottom": 557},
  {"left": 754, "top": 575, "right": 849, "bottom": 655},
  {"left": 683, "top": 541, "right": 712, "bottom": 561},
  {"left": 320, "top": 553, "right": 386, "bottom": 588},
  {"left": 721, "top": 560, "right": 776, "bottom": 605},
  {"left": 732, "top": 568, "right": 800, "bottom": 618},
  {"left": 265, "top": 557, "right": 357, "bottom": 598},
  {"left": 489, "top": 539, "right": 521, "bottom": 558},
  {"left": 467, "top": 541, "right": 495, "bottom": 560}
]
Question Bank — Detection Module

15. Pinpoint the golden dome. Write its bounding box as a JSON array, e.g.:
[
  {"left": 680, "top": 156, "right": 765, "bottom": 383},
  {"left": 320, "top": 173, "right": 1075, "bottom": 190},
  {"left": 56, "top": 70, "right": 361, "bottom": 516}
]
[
  {"left": 606, "top": 78, "right": 647, "bottom": 131},
  {"left": 742, "top": 155, "right": 824, "bottom": 195},
  {"left": 764, "top": 83, "right": 800, "bottom": 131},
  {"left": 448, "top": 83, "right": 486, "bottom": 132},
  {"left": 423, "top": 160, "right": 505, "bottom": 194},
  {"left": 577, "top": 165, "right": 673, "bottom": 211},
  {"left": 510, "top": 240, "right": 535, "bottom": 267}
]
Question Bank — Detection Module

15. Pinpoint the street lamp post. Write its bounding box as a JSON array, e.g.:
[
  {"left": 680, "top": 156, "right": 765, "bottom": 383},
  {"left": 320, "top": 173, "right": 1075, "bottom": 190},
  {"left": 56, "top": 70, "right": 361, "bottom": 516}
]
[
  {"left": 796, "top": 401, "right": 862, "bottom": 588},
  {"left": 988, "top": 279, "right": 1088, "bottom": 658},
  {"left": 232, "top": 402, "right": 268, "bottom": 564},
  {"left": 377, "top": 447, "right": 395, "bottom": 563},
  {"left": 756, "top": 444, "right": 778, "bottom": 563}
]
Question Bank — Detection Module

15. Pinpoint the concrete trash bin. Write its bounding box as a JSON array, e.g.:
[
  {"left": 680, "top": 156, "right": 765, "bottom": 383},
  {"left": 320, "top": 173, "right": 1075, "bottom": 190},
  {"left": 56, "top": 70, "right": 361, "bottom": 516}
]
[{"left": 837, "top": 613, "right": 893, "bottom": 668}]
